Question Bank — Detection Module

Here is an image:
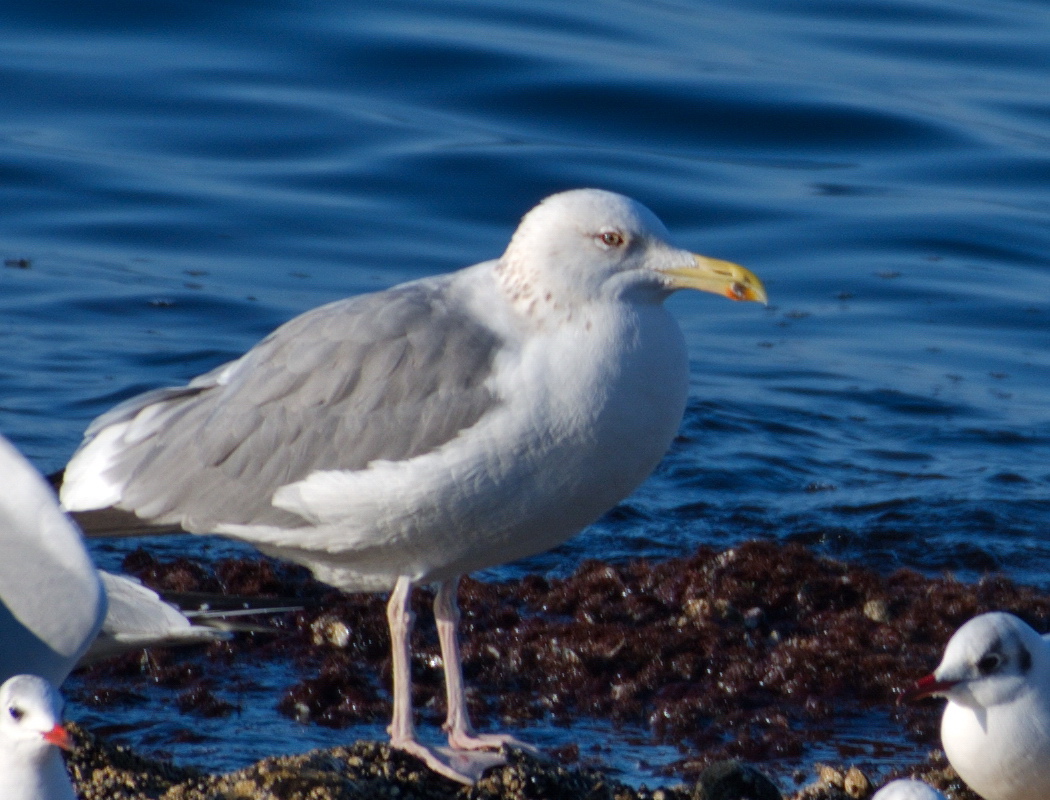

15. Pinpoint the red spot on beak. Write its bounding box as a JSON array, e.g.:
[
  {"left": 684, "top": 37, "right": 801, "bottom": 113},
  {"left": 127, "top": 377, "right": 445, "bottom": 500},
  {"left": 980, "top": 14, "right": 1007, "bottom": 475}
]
[
  {"left": 43, "top": 723, "right": 73, "bottom": 751},
  {"left": 898, "top": 673, "right": 958, "bottom": 705}
]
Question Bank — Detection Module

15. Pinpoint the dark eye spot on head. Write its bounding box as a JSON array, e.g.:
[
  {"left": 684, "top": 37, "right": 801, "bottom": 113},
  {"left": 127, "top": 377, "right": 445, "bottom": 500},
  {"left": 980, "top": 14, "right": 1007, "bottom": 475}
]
[
  {"left": 8, "top": 705, "right": 23, "bottom": 722},
  {"left": 1019, "top": 645, "right": 1032, "bottom": 673},
  {"left": 977, "top": 651, "right": 1002, "bottom": 676}
]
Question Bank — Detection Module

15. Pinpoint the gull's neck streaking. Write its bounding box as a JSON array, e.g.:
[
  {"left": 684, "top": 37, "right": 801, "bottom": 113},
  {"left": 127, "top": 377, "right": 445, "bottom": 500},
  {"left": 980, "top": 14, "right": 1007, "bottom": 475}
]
[{"left": 494, "top": 188, "right": 678, "bottom": 323}]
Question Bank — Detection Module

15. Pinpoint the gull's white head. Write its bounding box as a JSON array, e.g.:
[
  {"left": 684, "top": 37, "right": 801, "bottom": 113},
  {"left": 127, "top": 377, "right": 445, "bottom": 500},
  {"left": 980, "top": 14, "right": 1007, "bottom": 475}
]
[
  {"left": 904, "top": 612, "right": 1047, "bottom": 710},
  {"left": 497, "top": 189, "right": 765, "bottom": 311},
  {"left": 0, "top": 675, "right": 72, "bottom": 764},
  {"left": 871, "top": 779, "right": 947, "bottom": 800}
]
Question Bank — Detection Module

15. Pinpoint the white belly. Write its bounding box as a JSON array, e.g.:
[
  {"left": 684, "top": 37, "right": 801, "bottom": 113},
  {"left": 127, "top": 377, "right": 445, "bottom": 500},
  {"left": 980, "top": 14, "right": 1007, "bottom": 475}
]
[{"left": 943, "top": 699, "right": 1050, "bottom": 800}]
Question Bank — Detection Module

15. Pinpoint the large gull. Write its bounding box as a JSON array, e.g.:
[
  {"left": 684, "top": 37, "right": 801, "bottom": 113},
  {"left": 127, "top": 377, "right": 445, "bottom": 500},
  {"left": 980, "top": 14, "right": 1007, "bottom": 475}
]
[{"left": 60, "top": 188, "right": 767, "bottom": 782}]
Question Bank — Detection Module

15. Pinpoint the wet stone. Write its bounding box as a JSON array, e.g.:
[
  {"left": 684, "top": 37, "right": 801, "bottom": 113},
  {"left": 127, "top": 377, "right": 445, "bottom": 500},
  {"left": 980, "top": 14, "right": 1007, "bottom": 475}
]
[
  {"left": 842, "top": 767, "right": 870, "bottom": 798},
  {"left": 862, "top": 600, "right": 890, "bottom": 624},
  {"left": 694, "top": 760, "right": 782, "bottom": 800}
]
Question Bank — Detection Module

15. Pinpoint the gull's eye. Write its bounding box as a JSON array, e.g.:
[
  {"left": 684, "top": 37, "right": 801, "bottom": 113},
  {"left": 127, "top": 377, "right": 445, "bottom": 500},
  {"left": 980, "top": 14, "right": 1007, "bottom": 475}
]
[
  {"left": 977, "top": 653, "right": 1002, "bottom": 675},
  {"left": 8, "top": 705, "right": 23, "bottom": 722},
  {"left": 595, "top": 230, "right": 626, "bottom": 249}
]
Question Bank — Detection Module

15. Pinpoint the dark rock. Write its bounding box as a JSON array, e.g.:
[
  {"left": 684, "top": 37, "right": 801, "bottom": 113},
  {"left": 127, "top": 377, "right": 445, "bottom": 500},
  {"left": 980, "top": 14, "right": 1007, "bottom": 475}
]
[{"left": 694, "top": 760, "right": 781, "bottom": 800}]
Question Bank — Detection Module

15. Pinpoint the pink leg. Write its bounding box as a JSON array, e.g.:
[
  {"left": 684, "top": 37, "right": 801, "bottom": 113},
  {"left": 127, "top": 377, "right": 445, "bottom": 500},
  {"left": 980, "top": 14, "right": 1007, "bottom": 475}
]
[
  {"left": 434, "top": 578, "right": 535, "bottom": 753},
  {"left": 386, "top": 576, "right": 506, "bottom": 783},
  {"left": 385, "top": 576, "right": 417, "bottom": 747}
]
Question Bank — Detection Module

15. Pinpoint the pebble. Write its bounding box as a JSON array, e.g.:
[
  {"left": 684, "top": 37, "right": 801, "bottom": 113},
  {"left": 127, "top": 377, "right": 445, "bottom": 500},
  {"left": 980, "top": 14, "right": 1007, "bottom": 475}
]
[
  {"left": 843, "top": 767, "right": 870, "bottom": 798},
  {"left": 310, "top": 614, "right": 352, "bottom": 648},
  {"left": 862, "top": 600, "right": 890, "bottom": 624}
]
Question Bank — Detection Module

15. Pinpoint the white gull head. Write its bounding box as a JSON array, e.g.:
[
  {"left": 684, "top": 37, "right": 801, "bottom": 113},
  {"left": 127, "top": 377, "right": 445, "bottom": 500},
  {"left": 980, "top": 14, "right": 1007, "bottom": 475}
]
[
  {"left": 497, "top": 189, "right": 765, "bottom": 316},
  {"left": 903, "top": 612, "right": 1050, "bottom": 800},
  {"left": 871, "top": 779, "right": 947, "bottom": 800},
  {"left": 0, "top": 675, "right": 75, "bottom": 800}
]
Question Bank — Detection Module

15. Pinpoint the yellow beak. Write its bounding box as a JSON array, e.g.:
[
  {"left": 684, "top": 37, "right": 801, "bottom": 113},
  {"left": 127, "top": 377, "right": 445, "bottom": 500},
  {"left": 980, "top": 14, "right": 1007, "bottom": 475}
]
[{"left": 660, "top": 255, "right": 767, "bottom": 304}]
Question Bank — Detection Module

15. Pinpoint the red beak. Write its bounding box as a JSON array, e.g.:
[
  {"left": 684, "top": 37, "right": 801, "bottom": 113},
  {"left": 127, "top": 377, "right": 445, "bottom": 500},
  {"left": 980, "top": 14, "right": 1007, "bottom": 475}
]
[
  {"left": 898, "top": 673, "right": 958, "bottom": 705},
  {"left": 42, "top": 723, "right": 73, "bottom": 751}
]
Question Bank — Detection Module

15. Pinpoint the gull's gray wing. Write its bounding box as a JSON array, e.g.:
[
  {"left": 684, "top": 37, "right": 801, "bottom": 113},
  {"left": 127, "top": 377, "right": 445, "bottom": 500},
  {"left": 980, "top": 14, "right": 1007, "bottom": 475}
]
[{"left": 68, "top": 280, "right": 504, "bottom": 534}]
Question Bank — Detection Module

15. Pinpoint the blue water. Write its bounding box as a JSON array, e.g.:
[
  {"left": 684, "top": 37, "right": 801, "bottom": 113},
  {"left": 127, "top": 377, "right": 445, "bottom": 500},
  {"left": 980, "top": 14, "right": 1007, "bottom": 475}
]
[{"left": 2, "top": 0, "right": 1049, "bottom": 786}]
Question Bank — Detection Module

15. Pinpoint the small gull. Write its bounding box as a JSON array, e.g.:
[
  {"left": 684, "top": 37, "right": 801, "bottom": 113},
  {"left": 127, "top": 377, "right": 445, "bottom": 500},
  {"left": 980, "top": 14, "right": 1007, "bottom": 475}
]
[
  {"left": 0, "top": 675, "right": 76, "bottom": 800},
  {"left": 0, "top": 433, "right": 106, "bottom": 686},
  {"left": 902, "top": 612, "right": 1050, "bottom": 800},
  {"left": 61, "top": 188, "right": 767, "bottom": 782},
  {"left": 872, "top": 779, "right": 947, "bottom": 800},
  {"left": 0, "top": 433, "right": 232, "bottom": 685}
]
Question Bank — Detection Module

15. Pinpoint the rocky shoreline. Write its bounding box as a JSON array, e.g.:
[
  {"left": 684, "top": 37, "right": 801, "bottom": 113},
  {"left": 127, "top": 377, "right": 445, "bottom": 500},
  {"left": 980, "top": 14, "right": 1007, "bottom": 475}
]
[
  {"left": 69, "top": 539, "right": 1048, "bottom": 799},
  {"left": 62, "top": 723, "right": 967, "bottom": 800}
]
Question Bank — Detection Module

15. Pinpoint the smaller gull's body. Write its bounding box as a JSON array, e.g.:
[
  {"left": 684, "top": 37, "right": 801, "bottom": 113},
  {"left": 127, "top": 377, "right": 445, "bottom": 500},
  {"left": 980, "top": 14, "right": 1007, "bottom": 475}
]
[
  {"left": 0, "top": 433, "right": 231, "bottom": 684},
  {"left": 872, "top": 780, "right": 948, "bottom": 800},
  {"left": 0, "top": 675, "right": 76, "bottom": 800},
  {"left": 0, "top": 434, "right": 106, "bottom": 686},
  {"left": 61, "top": 189, "right": 766, "bottom": 781},
  {"left": 902, "top": 612, "right": 1050, "bottom": 800}
]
